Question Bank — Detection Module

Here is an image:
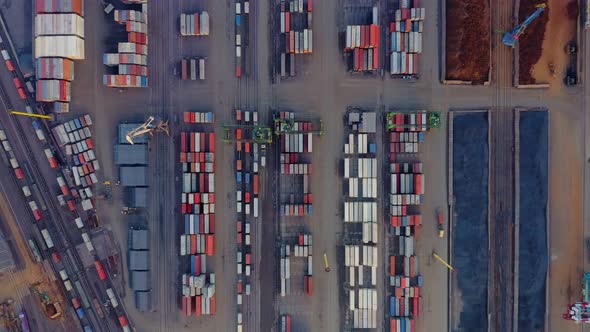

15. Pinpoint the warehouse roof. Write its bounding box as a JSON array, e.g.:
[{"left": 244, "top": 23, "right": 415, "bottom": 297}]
[
  {"left": 118, "top": 123, "right": 147, "bottom": 144},
  {"left": 114, "top": 144, "right": 148, "bottom": 165},
  {"left": 360, "top": 112, "right": 376, "bottom": 133},
  {"left": 130, "top": 270, "right": 151, "bottom": 291},
  {"left": 128, "top": 250, "right": 149, "bottom": 271},
  {"left": 129, "top": 228, "right": 148, "bottom": 250},
  {"left": 120, "top": 166, "right": 148, "bottom": 187},
  {"left": 130, "top": 187, "right": 148, "bottom": 208},
  {"left": 134, "top": 291, "right": 152, "bottom": 312}
]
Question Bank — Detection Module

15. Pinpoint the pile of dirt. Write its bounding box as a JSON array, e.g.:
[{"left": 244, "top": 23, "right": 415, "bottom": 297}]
[
  {"left": 445, "top": 0, "right": 490, "bottom": 82},
  {"left": 518, "top": 1, "right": 550, "bottom": 84}
]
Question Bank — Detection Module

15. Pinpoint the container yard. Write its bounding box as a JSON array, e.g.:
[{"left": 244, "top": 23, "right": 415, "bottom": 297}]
[
  {"left": 103, "top": 3, "right": 149, "bottom": 88},
  {"left": 275, "top": 111, "right": 320, "bottom": 331},
  {"left": 180, "top": 58, "right": 206, "bottom": 81},
  {"left": 444, "top": 0, "right": 490, "bottom": 83},
  {"left": 385, "top": 110, "right": 437, "bottom": 332},
  {"left": 235, "top": 0, "right": 251, "bottom": 78},
  {"left": 341, "top": 110, "right": 378, "bottom": 330},
  {"left": 387, "top": 1, "right": 425, "bottom": 77},
  {"left": 179, "top": 114, "right": 217, "bottom": 317},
  {"left": 224, "top": 109, "right": 267, "bottom": 331},
  {"left": 275, "top": 0, "right": 313, "bottom": 79},
  {"left": 34, "top": 0, "right": 85, "bottom": 112},
  {"left": 179, "top": 12, "right": 210, "bottom": 36},
  {"left": 342, "top": 3, "right": 379, "bottom": 74}
]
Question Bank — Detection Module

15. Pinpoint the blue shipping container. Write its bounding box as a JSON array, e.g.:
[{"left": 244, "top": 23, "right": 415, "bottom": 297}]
[
  {"left": 236, "top": 171, "right": 242, "bottom": 182},
  {"left": 76, "top": 308, "right": 85, "bottom": 318},
  {"left": 390, "top": 297, "right": 395, "bottom": 316},
  {"left": 236, "top": 15, "right": 241, "bottom": 26}
]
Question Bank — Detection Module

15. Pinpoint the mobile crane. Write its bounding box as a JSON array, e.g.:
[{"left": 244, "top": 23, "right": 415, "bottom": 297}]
[
  {"left": 502, "top": 4, "right": 547, "bottom": 48},
  {"left": 125, "top": 116, "right": 169, "bottom": 144}
]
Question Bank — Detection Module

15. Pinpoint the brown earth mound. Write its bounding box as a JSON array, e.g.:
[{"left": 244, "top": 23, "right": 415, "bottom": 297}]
[
  {"left": 445, "top": 0, "right": 490, "bottom": 83},
  {"left": 518, "top": 1, "right": 549, "bottom": 84}
]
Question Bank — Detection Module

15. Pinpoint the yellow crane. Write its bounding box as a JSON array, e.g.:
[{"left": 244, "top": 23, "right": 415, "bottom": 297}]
[
  {"left": 432, "top": 252, "right": 456, "bottom": 272},
  {"left": 323, "top": 253, "right": 330, "bottom": 272},
  {"left": 125, "top": 116, "right": 170, "bottom": 144},
  {"left": 9, "top": 110, "right": 52, "bottom": 119}
]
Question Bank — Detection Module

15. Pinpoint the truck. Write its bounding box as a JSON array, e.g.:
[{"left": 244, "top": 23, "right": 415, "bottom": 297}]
[{"left": 40, "top": 228, "right": 53, "bottom": 248}]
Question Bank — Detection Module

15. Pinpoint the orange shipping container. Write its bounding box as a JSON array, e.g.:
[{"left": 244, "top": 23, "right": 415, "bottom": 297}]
[
  {"left": 205, "top": 234, "right": 215, "bottom": 256},
  {"left": 389, "top": 256, "right": 395, "bottom": 275}
]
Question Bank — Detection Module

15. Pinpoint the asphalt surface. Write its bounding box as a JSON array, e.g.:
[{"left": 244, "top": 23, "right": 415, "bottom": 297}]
[{"left": 0, "top": 0, "right": 586, "bottom": 332}]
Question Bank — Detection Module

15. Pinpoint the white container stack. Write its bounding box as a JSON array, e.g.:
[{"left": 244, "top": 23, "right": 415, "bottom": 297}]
[
  {"left": 389, "top": 0, "right": 425, "bottom": 76},
  {"left": 34, "top": 1, "right": 85, "bottom": 112},
  {"left": 278, "top": 0, "right": 313, "bottom": 78},
  {"left": 344, "top": 245, "right": 378, "bottom": 329},
  {"left": 104, "top": 4, "right": 149, "bottom": 88},
  {"left": 180, "top": 12, "right": 210, "bottom": 36}
]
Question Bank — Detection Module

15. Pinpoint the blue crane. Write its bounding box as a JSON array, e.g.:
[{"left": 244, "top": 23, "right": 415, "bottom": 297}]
[{"left": 502, "top": 4, "right": 547, "bottom": 48}]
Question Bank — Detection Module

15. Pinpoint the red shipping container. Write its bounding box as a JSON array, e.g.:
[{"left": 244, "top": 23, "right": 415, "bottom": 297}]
[
  {"left": 237, "top": 281, "right": 243, "bottom": 294},
  {"left": 245, "top": 253, "right": 251, "bottom": 265},
  {"left": 236, "top": 64, "right": 242, "bottom": 77},
  {"left": 286, "top": 315, "right": 291, "bottom": 332},
  {"left": 195, "top": 14, "right": 200, "bottom": 35},
  {"left": 285, "top": 12, "right": 290, "bottom": 33},
  {"left": 245, "top": 142, "right": 250, "bottom": 153},
  {"left": 413, "top": 297, "right": 419, "bottom": 317},
  {"left": 308, "top": 0, "right": 313, "bottom": 11},
  {"left": 181, "top": 133, "right": 187, "bottom": 152},
  {"left": 182, "top": 203, "right": 187, "bottom": 214},
  {"left": 253, "top": 175, "right": 259, "bottom": 194},
  {"left": 17, "top": 88, "right": 26, "bottom": 99},
  {"left": 209, "top": 193, "right": 215, "bottom": 204},
  {"left": 237, "top": 221, "right": 242, "bottom": 233},
  {"left": 95, "top": 260, "right": 107, "bottom": 280},
  {"left": 195, "top": 254, "right": 201, "bottom": 275},
  {"left": 390, "top": 256, "right": 395, "bottom": 275},
  {"left": 370, "top": 24, "right": 379, "bottom": 47},
  {"left": 307, "top": 276, "right": 313, "bottom": 295},
  {"left": 210, "top": 296, "right": 216, "bottom": 315},
  {"left": 200, "top": 133, "right": 206, "bottom": 151},
  {"left": 67, "top": 200, "right": 75, "bottom": 211},
  {"left": 199, "top": 215, "right": 204, "bottom": 233},
  {"left": 205, "top": 234, "right": 215, "bottom": 256},
  {"left": 210, "top": 215, "right": 215, "bottom": 233},
  {"left": 14, "top": 168, "right": 24, "bottom": 180},
  {"left": 191, "top": 235, "right": 197, "bottom": 254},
  {"left": 195, "top": 295, "right": 202, "bottom": 316},
  {"left": 414, "top": 174, "right": 423, "bottom": 194},
  {"left": 5, "top": 60, "right": 14, "bottom": 72},
  {"left": 373, "top": 47, "right": 379, "bottom": 69},
  {"left": 209, "top": 133, "right": 215, "bottom": 152},
  {"left": 237, "top": 231, "right": 242, "bottom": 244},
  {"left": 12, "top": 77, "right": 22, "bottom": 89}
]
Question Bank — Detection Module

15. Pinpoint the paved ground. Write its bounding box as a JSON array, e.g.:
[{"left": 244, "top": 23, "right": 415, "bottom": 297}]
[{"left": 21, "top": 1, "right": 590, "bottom": 332}]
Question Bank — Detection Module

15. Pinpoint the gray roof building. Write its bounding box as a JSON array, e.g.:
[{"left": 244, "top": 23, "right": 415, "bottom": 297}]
[
  {"left": 130, "top": 270, "right": 151, "bottom": 291},
  {"left": 114, "top": 144, "right": 148, "bottom": 165},
  {"left": 128, "top": 228, "right": 149, "bottom": 250},
  {"left": 120, "top": 166, "right": 148, "bottom": 187},
  {"left": 0, "top": 232, "right": 15, "bottom": 271},
  {"left": 134, "top": 291, "right": 152, "bottom": 312},
  {"left": 118, "top": 123, "right": 147, "bottom": 144},
  {"left": 130, "top": 187, "right": 148, "bottom": 208},
  {"left": 128, "top": 250, "right": 149, "bottom": 271}
]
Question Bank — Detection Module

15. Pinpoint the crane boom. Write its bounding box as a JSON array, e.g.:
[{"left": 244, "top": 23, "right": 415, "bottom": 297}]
[
  {"left": 502, "top": 4, "right": 546, "bottom": 47},
  {"left": 125, "top": 116, "right": 170, "bottom": 144}
]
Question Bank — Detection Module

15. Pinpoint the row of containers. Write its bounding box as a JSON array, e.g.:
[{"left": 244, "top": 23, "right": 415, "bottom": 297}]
[
  {"left": 179, "top": 125, "right": 217, "bottom": 317},
  {"left": 34, "top": 1, "right": 85, "bottom": 112},
  {"left": 1, "top": 50, "right": 30, "bottom": 101},
  {"left": 180, "top": 58, "right": 206, "bottom": 81},
  {"left": 343, "top": 5, "right": 378, "bottom": 73},
  {"left": 233, "top": 109, "right": 261, "bottom": 332},
  {"left": 389, "top": 0, "right": 425, "bottom": 77},
  {"left": 386, "top": 111, "right": 433, "bottom": 332},
  {"left": 235, "top": 1, "right": 251, "bottom": 78},
  {"left": 277, "top": 0, "right": 313, "bottom": 78},
  {"left": 276, "top": 111, "right": 318, "bottom": 330},
  {"left": 51, "top": 114, "right": 99, "bottom": 211},
  {"left": 179, "top": 12, "right": 210, "bottom": 36},
  {"left": 104, "top": 5, "right": 149, "bottom": 88},
  {"left": 342, "top": 111, "right": 379, "bottom": 330},
  {"left": 279, "top": 233, "right": 313, "bottom": 297},
  {"left": 229, "top": 111, "right": 259, "bottom": 330}
]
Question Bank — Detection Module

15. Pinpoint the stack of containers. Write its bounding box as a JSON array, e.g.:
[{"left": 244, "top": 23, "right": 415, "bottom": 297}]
[
  {"left": 279, "top": 244, "right": 291, "bottom": 297},
  {"left": 179, "top": 125, "right": 216, "bottom": 316},
  {"left": 180, "top": 58, "right": 206, "bottom": 81},
  {"left": 342, "top": 112, "right": 378, "bottom": 329},
  {"left": 235, "top": 1, "right": 250, "bottom": 77},
  {"left": 280, "top": 314, "right": 292, "bottom": 332},
  {"left": 179, "top": 12, "right": 210, "bottom": 36},
  {"left": 389, "top": 0, "right": 425, "bottom": 76},
  {"left": 344, "top": 23, "right": 379, "bottom": 72},
  {"left": 387, "top": 111, "right": 429, "bottom": 332},
  {"left": 278, "top": 113, "right": 313, "bottom": 216},
  {"left": 183, "top": 111, "right": 214, "bottom": 124},
  {"left": 344, "top": 245, "right": 378, "bottom": 329},
  {"left": 104, "top": 4, "right": 149, "bottom": 88},
  {"left": 181, "top": 273, "right": 216, "bottom": 316},
  {"left": 278, "top": 0, "right": 313, "bottom": 78},
  {"left": 34, "top": 0, "right": 85, "bottom": 112},
  {"left": 282, "top": 233, "right": 313, "bottom": 295},
  {"left": 343, "top": 6, "right": 378, "bottom": 72},
  {"left": 233, "top": 109, "right": 260, "bottom": 330}
]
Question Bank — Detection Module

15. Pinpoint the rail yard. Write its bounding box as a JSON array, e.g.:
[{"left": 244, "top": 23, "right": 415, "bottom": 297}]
[{"left": 0, "top": 0, "right": 584, "bottom": 332}]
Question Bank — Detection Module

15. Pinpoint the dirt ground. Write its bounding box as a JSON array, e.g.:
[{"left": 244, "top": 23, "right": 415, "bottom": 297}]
[
  {"left": 517, "top": 0, "right": 551, "bottom": 85},
  {"left": 445, "top": 0, "right": 490, "bottom": 82},
  {"left": 529, "top": 0, "right": 577, "bottom": 88}
]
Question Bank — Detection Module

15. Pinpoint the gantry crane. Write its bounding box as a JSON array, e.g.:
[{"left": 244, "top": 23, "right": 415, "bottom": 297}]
[
  {"left": 563, "top": 273, "right": 590, "bottom": 323},
  {"left": 221, "top": 125, "right": 273, "bottom": 143},
  {"left": 385, "top": 111, "right": 441, "bottom": 131},
  {"left": 125, "top": 116, "right": 170, "bottom": 144},
  {"left": 502, "top": 4, "right": 546, "bottom": 48},
  {"left": 273, "top": 116, "right": 324, "bottom": 136}
]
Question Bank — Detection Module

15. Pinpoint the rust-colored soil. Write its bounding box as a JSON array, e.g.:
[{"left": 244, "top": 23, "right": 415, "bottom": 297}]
[
  {"left": 518, "top": 1, "right": 549, "bottom": 84},
  {"left": 445, "top": 0, "right": 490, "bottom": 82}
]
